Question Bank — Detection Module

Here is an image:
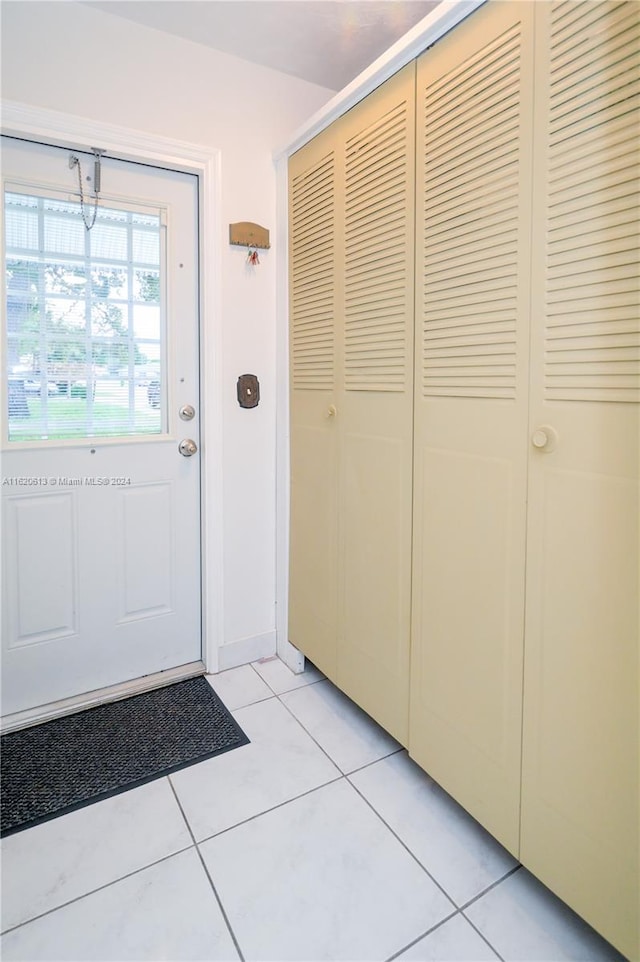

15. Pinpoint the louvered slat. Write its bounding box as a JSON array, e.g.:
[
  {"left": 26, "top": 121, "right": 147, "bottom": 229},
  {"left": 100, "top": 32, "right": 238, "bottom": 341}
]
[
  {"left": 544, "top": 1, "right": 640, "bottom": 402},
  {"left": 345, "top": 101, "right": 411, "bottom": 392},
  {"left": 290, "top": 152, "right": 335, "bottom": 390},
  {"left": 421, "top": 24, "right": 523, "bottom": 399}
]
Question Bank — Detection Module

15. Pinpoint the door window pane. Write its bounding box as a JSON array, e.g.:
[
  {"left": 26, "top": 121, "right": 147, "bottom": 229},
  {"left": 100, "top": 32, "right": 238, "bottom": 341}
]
[{"left": 4, "top": 190, "right": 165, "bottom": 442}]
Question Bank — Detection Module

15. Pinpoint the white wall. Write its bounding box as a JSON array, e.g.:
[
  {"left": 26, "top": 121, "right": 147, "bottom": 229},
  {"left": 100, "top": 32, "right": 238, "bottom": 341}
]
[{"left": 0, "top": 1, "right": 334, "bottom": 667}]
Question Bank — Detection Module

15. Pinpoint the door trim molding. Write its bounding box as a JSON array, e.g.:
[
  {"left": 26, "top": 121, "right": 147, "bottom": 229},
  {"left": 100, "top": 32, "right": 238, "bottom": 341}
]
[{"left": 1, "top": 101, "right": 223, "bottom": 676}]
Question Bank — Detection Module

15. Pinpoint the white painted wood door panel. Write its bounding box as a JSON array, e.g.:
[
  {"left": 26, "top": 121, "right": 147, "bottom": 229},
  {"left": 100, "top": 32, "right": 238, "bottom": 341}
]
[{"left": 1, "top": 137, "right": 201, "bottom": 717}]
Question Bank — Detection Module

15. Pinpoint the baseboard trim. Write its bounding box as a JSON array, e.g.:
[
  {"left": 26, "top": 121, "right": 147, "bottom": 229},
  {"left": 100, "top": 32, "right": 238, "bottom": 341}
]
[{"left": 216, "top": 632, "right": 276, "bottom": 672}]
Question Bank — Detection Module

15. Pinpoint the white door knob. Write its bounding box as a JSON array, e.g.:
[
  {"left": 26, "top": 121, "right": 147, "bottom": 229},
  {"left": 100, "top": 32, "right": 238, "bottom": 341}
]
[{"left": 531, "top": 426, "right": 558, "bottom": 452}]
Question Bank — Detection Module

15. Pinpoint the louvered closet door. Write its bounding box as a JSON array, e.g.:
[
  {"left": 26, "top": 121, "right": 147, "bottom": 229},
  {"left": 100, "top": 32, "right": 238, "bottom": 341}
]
[
  {"left": 288, "top": 130, "right": 340, "bottom": 677},
  {"left": 521, "top": 3, "right": 639, "bottom": 957},
  {"left": 336, "top": 63, "right": 415, "bottom": 744},
  {"left": 288, "top": 65, "right": 415, "bottom": 741},
  {"left": 409, "top": 1, "right": 535, "bottom": 853}
]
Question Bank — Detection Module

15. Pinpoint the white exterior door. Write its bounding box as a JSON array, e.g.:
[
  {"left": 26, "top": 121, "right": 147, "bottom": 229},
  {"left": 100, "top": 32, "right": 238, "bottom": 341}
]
[{"left": 1, "top": 136, "right": 202, "bottom": 719}]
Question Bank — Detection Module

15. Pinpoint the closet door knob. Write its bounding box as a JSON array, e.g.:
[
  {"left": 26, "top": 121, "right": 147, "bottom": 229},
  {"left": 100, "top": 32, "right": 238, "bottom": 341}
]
[
  {"left": 531, "top": 426, "right": 558, "bottom": 452},
  {"left": 326, "top": 404, "right": 337, "bottom": 418}
]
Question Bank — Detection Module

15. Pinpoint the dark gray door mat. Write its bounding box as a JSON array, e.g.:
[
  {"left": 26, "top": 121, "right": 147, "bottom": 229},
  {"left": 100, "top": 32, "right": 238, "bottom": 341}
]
[{"left": 0, "top": 676, "right": 249, "bottom": 837}]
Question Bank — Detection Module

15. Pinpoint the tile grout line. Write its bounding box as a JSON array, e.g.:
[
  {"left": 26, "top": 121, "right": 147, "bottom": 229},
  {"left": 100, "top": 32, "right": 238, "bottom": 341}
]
[
  {"left": 210, "top": 674, "right": 494, "bottom": 962},
  {"left": 247, "top": 659, "right": 280, "bottom": 694},
  {"left": 3, "top": 663, "right": 519, "bottom": 962},
  {"left": 264, "top": 667, "right": 515, "bottom": 962},
  {"left": 0, "top": 831, "right": 195, "bottom": 937},
  {"left": 200, "top": 662, "right": 350, "bottom": 846},
  {"left": 247, "top": 659, "right": 327, "bottom": 698},
  {"left": 223, "top": 692, "right": 276, "bottom": 711},
  {"left": 345, "top": 778, "right": 520, "bottom": 962},
  {"left": 346, "top": 776, "right": 459, "bottom": 912},
  {"left": 2, "top": 666, "right": 517, "bottom": 962},
  {"left": 273, "top": 686, "right": 353, "bottom": 775},
  {"left": 461, "top": 914, "right": 508, "bottom": 962},
  {"left": 192, "top": 774, "right": 345, "bottom": 846},
  {"left": 253, "top": 671, "right": 506, "bottom": 958},
  {"left": 273, "top": 680, "right": 403, "bottom": 781},
  {"left": 167, "top": 776, "right": 246, "bottom": 962},
  {"left": 457, "top": 864, "right": 523, "bottom": 962},
  {"left": 344, "top": 745, "right": 405, "bottom": 776},
  {"left": 234, "top": 679, "right": 484, "bottom": 956},
  {"left": 270, "top": 673, "right": 408, "bottom": 782},
  {"left": 181, "top": 672, "right": 452, "bottom": 962},
  {"left": 381, "top": 865, "right": 520, "bottom": 962},
  {"left": 459, "top": 863, "right": 522, "bottom": 914},
  {"left": 0, "top": 682, "right": 335, "bottom": 947},
  {"left": 383, "top": 909, "right": 459, "bottom": 962}
]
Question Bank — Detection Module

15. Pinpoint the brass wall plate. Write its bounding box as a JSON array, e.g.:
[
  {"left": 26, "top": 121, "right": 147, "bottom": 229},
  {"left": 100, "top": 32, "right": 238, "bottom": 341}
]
[{"left": 229, "top": 222, "right": 270, "bottom": 250}]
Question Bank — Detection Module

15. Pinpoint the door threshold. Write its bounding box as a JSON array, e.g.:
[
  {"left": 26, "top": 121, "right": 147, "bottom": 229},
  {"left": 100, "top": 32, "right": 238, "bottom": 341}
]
[{"left": 0, "top": 662, "right": 206, "bottom": 734}]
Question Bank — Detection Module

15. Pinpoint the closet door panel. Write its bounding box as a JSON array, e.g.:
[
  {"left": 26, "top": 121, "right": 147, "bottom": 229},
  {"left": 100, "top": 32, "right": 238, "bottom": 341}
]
[
  {"left": 337, "top": 64, "right": 415, "bottom": 744},
  {"left": 340, "top": 427, "right": 409, "bottom": 740},
  {"left": 288, "top": 422, "right": 338, "bottom": 675},
  {"left": 521, "top": 3, "right": 639, "bottom": 956},
  {"left": 288, "top": 139, "right": 341, "bottom": 678},
  {"left": 410, "top": 1, "right": 535, "bottom": 853}
]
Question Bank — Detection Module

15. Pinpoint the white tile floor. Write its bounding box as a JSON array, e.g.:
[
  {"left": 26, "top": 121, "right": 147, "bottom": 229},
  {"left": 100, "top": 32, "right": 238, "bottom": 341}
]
[{"left": 0, "top": 657, "right": 628, "bottom": 962}]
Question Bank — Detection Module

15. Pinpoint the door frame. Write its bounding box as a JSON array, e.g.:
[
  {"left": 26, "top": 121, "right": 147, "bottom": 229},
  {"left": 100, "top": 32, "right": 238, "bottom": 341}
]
[{"left": 1, "top": 101, "right": 224, "bottom": 694}]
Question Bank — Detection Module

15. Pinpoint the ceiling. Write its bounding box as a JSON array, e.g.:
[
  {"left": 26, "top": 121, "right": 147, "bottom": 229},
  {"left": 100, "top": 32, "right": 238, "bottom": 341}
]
[{"left": 83, "top": 1, "right": 439, "bottom": 90}]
